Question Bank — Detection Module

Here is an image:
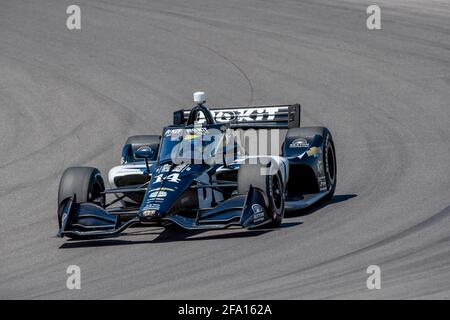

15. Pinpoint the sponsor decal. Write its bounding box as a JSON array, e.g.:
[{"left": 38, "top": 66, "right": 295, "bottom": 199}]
[
  {"left": 142, "top": 209, "right": 157, "bottom": 217},
  {"left": 164, "top": 128, "right": 183, "bottom": 137},
  {"left": 289, "top": 138, "right": 309, "bottom": 148},
  {"left": 187, "top": 127, "right": 208, "bottom": 134},
  {"left": 165, "top": 127, "right": 208, "bottom": 137},
  {"left": 173, "top": 163, "right": 189, "bottom": 172},
  {"left": 184, "top": 134, "right": 200, "bottom": 140},
  {"left": 306, "top": 146, "right": 321, "bottom": 157},
  {"left": 318, "top": 176, "right": 327, "bottom": 191},
  {"left": 297, "top": 146, "right": 321, "bottom": 159},
  {"left": 160, "top": 164, "right": 171, "bottom": 173},
  {"left": 137, "top": 146, "right": 152, "bottom": 153},
  {"left": 144, "top": 203, "right": 160, "bottom": 210},
  {"left": 145, "top": 190, "right": 166, "bottom": 203},
  {"left": 317, "top": 159, "right": 325, "bottom": 175},
  {"left": 149, "top": 187, "right": 175, "bottom": 192},
  {"left": 61, "top": 212, "right": 68, "bottom": 226},
  {"left": 149, "top": 191, "right": 167, "bottom": 198},
  {"left": 252, "top": 204, "right": 265, "bottom": 223},
  {"left": 195, "top": 107, "right": 280, "bottom": 123}
]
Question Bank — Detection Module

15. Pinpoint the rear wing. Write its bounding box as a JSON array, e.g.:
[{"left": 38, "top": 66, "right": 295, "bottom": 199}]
[{"left": 173, "top": 104, "right": 301, "bottom": 129}]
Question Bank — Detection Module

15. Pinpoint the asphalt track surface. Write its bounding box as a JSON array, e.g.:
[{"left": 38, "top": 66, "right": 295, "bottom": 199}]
[{"left": 0, "top": 0, "right": 449, "bottom": 299}]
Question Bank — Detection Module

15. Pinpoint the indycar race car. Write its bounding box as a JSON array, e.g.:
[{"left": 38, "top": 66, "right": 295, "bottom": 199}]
[{"left": 57, "top": 92, "right": 336, "bottom": 239}]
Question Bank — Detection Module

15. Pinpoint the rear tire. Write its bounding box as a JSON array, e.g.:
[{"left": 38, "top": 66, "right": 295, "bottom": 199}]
[
  {"left": 57, "top": 167, "right": 105, "bottom": 228},
  {"left": 238, "top": 163, "right": 285, "bottom": 228},
  {"left": 284, "top": 127, "right": 337, "bottom": 201},
  {"left": 322, "top": 129, "right": 337, "bottom": 200}
]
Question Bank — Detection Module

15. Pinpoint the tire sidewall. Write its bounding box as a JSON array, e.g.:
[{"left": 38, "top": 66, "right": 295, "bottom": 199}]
[
  {"left": 267, "top": 172, "right": 285, "bottom": 224},
  {"left": 89, "top": 171, "right": 106, "bottom": 207},
  {"left": 57, "top": 167, "right": 105, "bottom": 227},
  {"left": 323, "top": 131, "right": 337, "bottom": 194}
]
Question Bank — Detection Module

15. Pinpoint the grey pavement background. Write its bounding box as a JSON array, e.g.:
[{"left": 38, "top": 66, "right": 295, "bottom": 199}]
[{"left": 0, "top": 0, "right": 449, "bottom": 299}]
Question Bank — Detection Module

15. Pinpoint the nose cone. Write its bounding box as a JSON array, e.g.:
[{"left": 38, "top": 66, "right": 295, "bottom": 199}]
[
  {"left": 139, "top": 187, "right": 172, "bottom": 220},
  {"left": 141, "top": 209, "right": 160, "bottom": 219},
  {"left": 138, "top": 163, "right": 203, "bottom": 221}
]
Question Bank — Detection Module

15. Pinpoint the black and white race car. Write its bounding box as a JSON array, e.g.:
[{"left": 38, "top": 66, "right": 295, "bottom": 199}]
[{"left": 57, "top": 92, "right": 336, "bottom": 239}]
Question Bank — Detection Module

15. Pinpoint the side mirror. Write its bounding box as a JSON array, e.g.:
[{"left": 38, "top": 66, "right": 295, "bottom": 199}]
[
  {"left": 134, "top": 146, "right": 154, "bottom": 159},
  {"left": 134, "top": 146, "right": 153, "bottom": 175}
]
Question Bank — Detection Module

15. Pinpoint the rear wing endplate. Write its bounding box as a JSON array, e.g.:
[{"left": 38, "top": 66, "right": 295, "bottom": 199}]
[{"left": 173, "top": 104, "right": 301, "bottom": 129}]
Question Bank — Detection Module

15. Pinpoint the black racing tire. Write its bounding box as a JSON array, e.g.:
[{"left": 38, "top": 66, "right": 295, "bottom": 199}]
[
  {"left": 57, "top": 167, "right": 105, "bottom": 228},
  {"left": 238, "top": 163, "right": 285, "bottom": 228},
  {"left": 322, "top": 128, "right": 337, "bottom": 200},
  {"left": 285, "top": 127, "right": 337, "bottom": 201},
  {"left": 123, "top": 135, "right": 161, "bottom": 163}
]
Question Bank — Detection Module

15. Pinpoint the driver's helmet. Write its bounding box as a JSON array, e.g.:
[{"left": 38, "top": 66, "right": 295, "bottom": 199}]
[
  {"left": 186, "top": 133, "right": 216, "bottom": 151},
  {"left": 173, "top": 131, "right": 218, "bottom": 164}
]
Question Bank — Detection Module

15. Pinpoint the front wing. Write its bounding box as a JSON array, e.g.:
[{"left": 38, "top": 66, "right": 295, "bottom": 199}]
[{"left": 58, "top": 185, "right": 271, "bottom": 238}]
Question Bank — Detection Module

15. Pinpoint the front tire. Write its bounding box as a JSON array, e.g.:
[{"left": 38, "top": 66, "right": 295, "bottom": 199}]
[{"left": 57, "top": 167, "right": 105, "bottom": 228}]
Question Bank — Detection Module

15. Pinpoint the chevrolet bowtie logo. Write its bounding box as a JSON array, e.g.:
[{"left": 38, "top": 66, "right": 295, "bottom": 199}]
[{"left": 142, "top": 210, "right": 157, "bottom": 217}]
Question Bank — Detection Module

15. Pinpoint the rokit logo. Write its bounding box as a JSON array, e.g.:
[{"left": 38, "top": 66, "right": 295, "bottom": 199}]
[
  {"left": 213, "top": 110, "right": 238, "bottom": 122},
  {"left": 201, "top": 107, "right": 280, "bottom": 123}
]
